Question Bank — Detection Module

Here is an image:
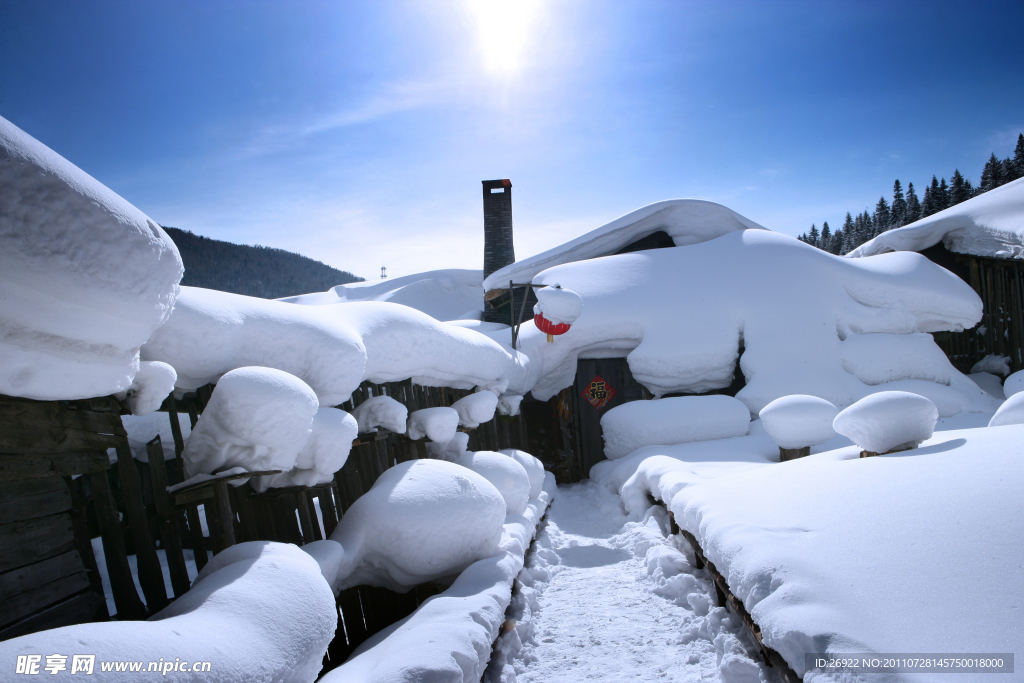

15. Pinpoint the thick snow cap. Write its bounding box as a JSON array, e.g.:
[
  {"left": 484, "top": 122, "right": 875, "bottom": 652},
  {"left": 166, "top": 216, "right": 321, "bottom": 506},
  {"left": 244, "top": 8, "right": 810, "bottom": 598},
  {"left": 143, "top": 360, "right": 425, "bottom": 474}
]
[
  {"left": 425, "top": 431, "right": 470, "bottom": 461},
  {"left": 407, "top": 406, "right": 460, "bottom": 442},
  {"left": 600, "top": 396, "right": 751, "bottom": 460},
  {"left": 330, "top": 459, "right": 507, "bottom": 592},
  {"left": 182, "top": 367, "right": 319, "bottom": 480},
  {"left": 514, "top": 230, "right": 995, "bottom": 417},
  {"left": 0, "top": 115, "right": 183, "bottom": 401},
  {"left": 256, "top": 407, "right": 358, "bottom": 490},
  {"left": 483, "top": 199, "right": 767, "bottom": 290},
  {"left": 351, "top": 395, "right": 408, "bottom": 433},
  {"left": 121, "top": 361, "right": 176, "bottom": 416},
  {"left": 848, "top": 177, "right": 1024, "bottom": 260},
  {"left": 989, "top": 392, "right": 1024, "bottom": 427},
  {"left": 759, "top": 395, "right": 839, "bottom": 449},
  {"left": 281, "top": 269, "right": 484, "bottom": 322},
  {"left": 455, "top": 450, "right": 531, "bottom": 516},
  {"left": 500, "top": 448, "right": 546, "bottom": 499},
  {"left": 533, "top": 285, "right": 583, "bottom": 326},
  {"left": 833, "top": 391, "right": 939, "bottom": 453},
  {"left": 451, "top": 390, "right": 499, "bottom": 428},
  {"left": 1004, "top": 370, "right": 1024, "bottom": 398}
]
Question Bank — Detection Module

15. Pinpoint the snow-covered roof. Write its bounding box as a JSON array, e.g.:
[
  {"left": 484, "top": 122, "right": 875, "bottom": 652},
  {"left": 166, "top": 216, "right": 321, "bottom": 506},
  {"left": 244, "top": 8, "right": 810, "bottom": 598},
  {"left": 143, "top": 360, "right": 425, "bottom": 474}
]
[
  {"left": 482, "top": 199, "right": 768, "bottom": 290},
  {"left": 849, "top": 177, "right": 1024, "bottom": 260},
  {"left": 281, "top": 268, "right": 483, "bottom": 321}
]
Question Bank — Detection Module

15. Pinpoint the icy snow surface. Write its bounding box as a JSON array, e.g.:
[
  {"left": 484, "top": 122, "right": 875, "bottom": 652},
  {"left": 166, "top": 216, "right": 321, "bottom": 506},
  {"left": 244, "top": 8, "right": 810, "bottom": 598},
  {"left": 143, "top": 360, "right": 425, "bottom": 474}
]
[
  {"left": 512, "top": 230, "right": 997, "bottom": 418},
  {"left": 0, "top": 542, "right": 335, "bottom": 683},
  {"left": 758, "top": 395, "right": 839, "bottom": 449},
  {"left": 488, "top": 482, "right": 770, "bottom": 683},
  {"left": 451, "top": 390, "right": 499, "bottom": 428},
  {"left": 182, "top": 367, "right": 318, "bottom": 481},
  {"left": 601, "top": 396, "right": 752, "bottom": 460},
  {"left": 0, "top": 115, "right": 183, "bottom": 401},
  {"left": 483, "top": 200, "right": 767, "bottom": 290},
  {"left": 832, "top": 390, "right": 938, "bottom": 453},
  {"left": 330, "top": 459, "right": 507, "bottom": 592},
  {"left": 350, "top": 395, "right": 408, "bottom": 433},
  {"left": 989, "top": 391, "right": 1024, "bottom": 427},
  {"left": 255, "top": 407, "right": 357, "bottom": 490},
  {"left": 142, "top": 287, "right": 515, "bottom": 405},
  {"left": 280, "top": 268, "right": 484, "bottom": 322},
  {"left": 1005, "top": 369, "right": 1024, "bottom": 397},
  {"left": 849, "top": 177, "right": 1024, "bottom": 259},
  {"left": 455, "top": 450, "right": 532, "bottom": 516}
]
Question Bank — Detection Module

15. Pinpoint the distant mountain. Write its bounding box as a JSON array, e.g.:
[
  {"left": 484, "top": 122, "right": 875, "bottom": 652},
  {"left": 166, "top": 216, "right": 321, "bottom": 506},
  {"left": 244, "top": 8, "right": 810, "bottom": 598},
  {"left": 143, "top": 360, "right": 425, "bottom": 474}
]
[{"left": 163, "top": 227, "right": 363, "bottom": 299}]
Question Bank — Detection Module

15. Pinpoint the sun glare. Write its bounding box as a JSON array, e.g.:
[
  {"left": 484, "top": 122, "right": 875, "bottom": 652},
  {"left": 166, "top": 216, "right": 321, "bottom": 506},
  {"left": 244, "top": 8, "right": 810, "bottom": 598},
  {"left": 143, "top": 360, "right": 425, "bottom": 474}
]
[{"left": 469, "top": 0, "right": 542, "bottom": 76}]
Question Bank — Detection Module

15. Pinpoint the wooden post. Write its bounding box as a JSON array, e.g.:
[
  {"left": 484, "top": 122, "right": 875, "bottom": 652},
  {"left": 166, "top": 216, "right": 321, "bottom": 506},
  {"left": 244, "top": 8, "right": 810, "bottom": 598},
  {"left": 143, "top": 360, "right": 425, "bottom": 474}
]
[
  {"left": 319, "top": 486, "right": 340, "bottom": 538},
  {"left": 231, "top": 485, "right": 260, "bottom": 543},
  {"left": 146, "top": 437, "right": 191, "bottom": 598},
  {"left": 88, "top": 471, "right": 146, "bottom": 620},
  {"left": 114, "top": 442, "right": 168, "bottom": 613},
  {"left": 296, "top": 490, "right": 315, "bottom": 545},
  {"left": 210, "top": 481, "right": 236, "bottom": 552},
  {"left": 186, "top": 504, "right": 209, "bottom": 572},
  {"left": 778, "top": 446, "right": 810, "bottom": 462},
  {"left": 166, "top": 397, "right": 187, "bottom": 482}
]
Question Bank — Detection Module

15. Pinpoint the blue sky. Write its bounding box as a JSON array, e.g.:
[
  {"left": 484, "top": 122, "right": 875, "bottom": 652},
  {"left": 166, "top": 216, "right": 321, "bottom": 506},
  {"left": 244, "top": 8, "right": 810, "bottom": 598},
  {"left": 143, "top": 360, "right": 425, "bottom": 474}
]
[{"left": 2, "top": 0, "right": 1022, "bottom": 279}]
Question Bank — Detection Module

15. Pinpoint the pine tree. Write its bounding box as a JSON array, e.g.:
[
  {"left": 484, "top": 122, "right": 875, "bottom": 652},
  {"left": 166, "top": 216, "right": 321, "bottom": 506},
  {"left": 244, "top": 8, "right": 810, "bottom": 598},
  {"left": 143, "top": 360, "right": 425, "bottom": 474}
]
[
  {"left": 980, "top": 153, "right": 1003, "bottom": 192},
  {"left": 1014, "top": 133, "right": 1024, "bottom": 179},
  {"left": 820, "top": 221, "right": 831, "bottom": 248},
  {"left": 1001, "top": 157, "right": 1016, "bottom": 184},
  {"left": 830, "top": 228, "right": 844, "bottom": 254},
  {"left": 906, "top": 182, "right": 921, "bottom": 224},
  {"left": 873, "top": 197, "right": 891, "bottom": 234},
  {"left": 949, "top": 169, "right": 971, "bottom": 205},
  {"left": 840, "top": 213, "right": 856, "bottom": 254},
  {"left": 936, "top": 178, "right": 949, "bottom": 211},
  {"left": 891, "top": 180, "right": 907, "bottom": 228},
  {"left": 807, "top": 224, "right": 820, "bottom": 247},
  {"left": 923, "top": 176, "right": 940, "bottom": 216}
]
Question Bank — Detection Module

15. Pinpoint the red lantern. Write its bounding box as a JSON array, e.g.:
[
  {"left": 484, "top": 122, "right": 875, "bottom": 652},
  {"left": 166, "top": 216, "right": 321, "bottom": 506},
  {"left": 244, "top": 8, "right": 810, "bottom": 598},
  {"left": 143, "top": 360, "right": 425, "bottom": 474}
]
[{"left": 534, "top": 312, "right": 571, "bottom": 343}]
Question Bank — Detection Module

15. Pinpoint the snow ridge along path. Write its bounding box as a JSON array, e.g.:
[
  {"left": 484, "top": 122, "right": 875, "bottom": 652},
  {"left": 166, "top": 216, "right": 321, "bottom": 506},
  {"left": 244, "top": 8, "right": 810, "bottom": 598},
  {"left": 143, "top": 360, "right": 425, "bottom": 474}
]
[{"left": 489, "top": 482, "right": 775, "bottom": 683}]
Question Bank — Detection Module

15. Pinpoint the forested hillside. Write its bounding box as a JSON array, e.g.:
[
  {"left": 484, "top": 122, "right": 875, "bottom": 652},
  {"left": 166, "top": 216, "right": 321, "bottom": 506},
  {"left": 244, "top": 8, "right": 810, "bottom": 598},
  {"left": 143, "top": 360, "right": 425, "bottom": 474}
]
[
  {"left": 163, "top": 227, "right": 363, "bottom": 299},
  {"left": 798, "top": 133, "right": 1024, "bottom": 254}
]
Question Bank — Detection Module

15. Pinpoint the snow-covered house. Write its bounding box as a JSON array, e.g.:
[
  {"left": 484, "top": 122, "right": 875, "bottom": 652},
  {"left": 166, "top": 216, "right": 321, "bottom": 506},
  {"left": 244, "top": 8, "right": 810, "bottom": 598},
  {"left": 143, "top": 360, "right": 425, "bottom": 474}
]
[{"left": 848, "top": 178, "right": 1024, "bottom": 375}]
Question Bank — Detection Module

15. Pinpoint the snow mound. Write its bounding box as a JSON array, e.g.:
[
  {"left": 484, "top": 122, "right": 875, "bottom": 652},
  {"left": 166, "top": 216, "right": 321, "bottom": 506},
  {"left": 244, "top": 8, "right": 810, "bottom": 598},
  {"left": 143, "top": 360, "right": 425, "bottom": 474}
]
[
  {"left": 971, "top": 353, "right": 1012, "bottom": 376},
  {"left": 512, "top": 230, "right": 996, "bottom": 418},
  {"left": 968, "top": 371, "right": 1005, "bottom": 399},
  {"left": 533, "top": 285, "right": 583, "bottom": 326},
  {"left": 759, "top": 395, "right": 839, "bottom": 449},
  {"left": 451, "top": 390, "right": 499, "bottom": 428},
  {"left": 122, "top": 411, "right": 191, "bottom": 462},
  {"left": 120, "top": 361, "right": 176, "bottom": 416},
  {"left": 600, "top": 396, "right": 751, "bottom": 460},
  {"left": 833, "top": 391, "right": 938, "bottom": 453},
  {"left": 281, "top": 269, "right": 484, "bottom": 322},
  {"left": 1005, "top": 370, "right": 1024, "bottom": 398},
  {"left": 407, "top": 406, "right": 460, "bottom": 442},
  {"left": 500, "top": 448, "right": 546, "bottom": 499},
  {"left": 0, "top": 115, "right": 183, "bottom": 401},
  {"left": 330, "top": 460, "right": 507, "bottom": 592},
  {"left": 848, "top": 177, "right": 1024, "bottom": 259},
  {"left": 989, "top": 392, "right": 1024, "bottom": 427},
  {"left": 0, "top": 541, "right": 335, "bottom": 683},
  {"left": 425, "top": 431, "right": 470, "bottom": 461},
  {"left": 182, "top": 367, "right": 318, "bottom": 480},
  {"left": 496, "top": 393, "right": 523, "bottom": 416},
  {"left": 483, "top": 199, "right": 768, "bottom": 290},
  {"left": 142, "top": 288, "right": 514, "bottom": 405},
  {"left": 256, "top": 408, "right": 358, "bottom": 490},
  {"left": 351, "top": 395, "right": 407, "bottom": 433},
  {"left": 455, "top": 450, "right": 531, "bottom": 516}
]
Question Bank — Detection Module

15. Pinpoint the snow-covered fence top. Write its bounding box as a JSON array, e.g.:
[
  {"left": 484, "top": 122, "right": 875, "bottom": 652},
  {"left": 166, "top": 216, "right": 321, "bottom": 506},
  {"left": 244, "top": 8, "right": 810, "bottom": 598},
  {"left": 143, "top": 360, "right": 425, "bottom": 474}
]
[
  {"left": 848, "top": 176, "right": 1024, "bottom": 260},
  {"left": 482, "top": 199, "right": 767, "bottom": 291},
  {"left": 0, "top": 115, "right": 183, "bottom": 402},
  {"left": 510, "top": 229, "right": 998, "bottom": 417}
]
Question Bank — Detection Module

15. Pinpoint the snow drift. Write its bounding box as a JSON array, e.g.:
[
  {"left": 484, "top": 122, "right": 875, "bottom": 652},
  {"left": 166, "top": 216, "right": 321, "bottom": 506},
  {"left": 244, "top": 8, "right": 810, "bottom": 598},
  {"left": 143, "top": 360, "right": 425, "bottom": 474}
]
[
  {"left": 0, "top": 115, "right": 183, "bottom": 401},
  {"left": 455, "top": 450, "right": 531, "bottom": 516}
]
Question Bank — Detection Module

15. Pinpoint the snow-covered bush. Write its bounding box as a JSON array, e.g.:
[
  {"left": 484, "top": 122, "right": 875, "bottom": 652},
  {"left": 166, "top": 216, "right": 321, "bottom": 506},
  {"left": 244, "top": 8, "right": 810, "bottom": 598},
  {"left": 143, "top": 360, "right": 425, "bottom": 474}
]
[
  {"left": 182, "top": 367, "right": 318, "bottom": 479},
  {"left": 0, "top": 115, "right": 183, "bottom": 401},
  {"left": 0, "top": 542, "right": 335, "bottom": 683},
  {"left": 758, "top": 395, "right": 838, "bottom": 454},
  {"left": 832, "top": 391, "right": 939, "bottom": 454},
  {"left": 600, "top": 396, "right": 751, "bottom": 460},
  {"left": 1005, "top": 370, "right": 1024, "bottom": 398},
  {"left": 500, "top": 449, "right": 546, "bottom": 499},
  {"left": 989, "top": 392, "right": 1024, "bottom": 427},
  {"left": 330, "top": 460, "right": 507, "bottom": 592},
  {"left": 451, "top": 390, "right": 499, "bottom": 428},
  {"left": 351, "top": 395, "right": 408, "bottom": 433},
  {"left": 119, "top": 361, "right": 176, "bottom": 416},
  {"left": 407, "top": 406, "right": 459, "bottom": 442},
  {"left": 255, "top": 408, "right": 358, "bottom": 491},
  {"left": 425, "top": 432, "right": 470, "bottom": 461},
  {"left": 455, "top": 450, "right": 531, "bottom": 516}
]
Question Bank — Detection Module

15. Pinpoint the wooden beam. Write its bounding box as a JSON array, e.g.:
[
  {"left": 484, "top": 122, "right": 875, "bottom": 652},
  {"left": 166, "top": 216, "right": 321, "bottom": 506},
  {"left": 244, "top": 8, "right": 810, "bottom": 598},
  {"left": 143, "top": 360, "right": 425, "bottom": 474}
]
[
  {"left": 0, "top": 477, "right": 72, "bottom": 523},
  {"left": 146, "top": 437, "right": 191, "bottom": 599},
  {"left": 0, "top": 451, "right": 110, "bottom": 481},
  {"left": 210, "top": 481, "right": 236, "bottom": 552}
]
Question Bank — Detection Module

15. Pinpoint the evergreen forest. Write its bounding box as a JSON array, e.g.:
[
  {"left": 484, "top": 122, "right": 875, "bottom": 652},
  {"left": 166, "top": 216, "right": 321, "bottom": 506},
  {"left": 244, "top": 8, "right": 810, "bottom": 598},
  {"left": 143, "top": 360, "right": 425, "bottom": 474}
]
[{"left": 798, "top": 133, "right": 1024, "bottom": 255}]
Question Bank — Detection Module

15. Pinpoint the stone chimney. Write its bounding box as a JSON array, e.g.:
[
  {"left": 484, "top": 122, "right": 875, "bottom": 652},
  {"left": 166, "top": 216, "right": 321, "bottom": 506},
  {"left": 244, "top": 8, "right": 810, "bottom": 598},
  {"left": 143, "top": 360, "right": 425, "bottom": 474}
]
[{"left": 482, "top": 179, "right": 515, "bottom": 280}]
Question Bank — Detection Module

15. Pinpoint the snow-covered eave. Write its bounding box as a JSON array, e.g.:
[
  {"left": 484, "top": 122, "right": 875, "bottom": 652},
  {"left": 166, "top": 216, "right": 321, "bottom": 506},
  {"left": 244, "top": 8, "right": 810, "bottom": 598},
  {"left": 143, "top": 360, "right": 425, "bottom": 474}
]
[
  {"left": 482, "top": 199, "right": 768, "bottom": 291},
  {"left": 847, "top": 177, "right": 1024, "bottom": 260}
]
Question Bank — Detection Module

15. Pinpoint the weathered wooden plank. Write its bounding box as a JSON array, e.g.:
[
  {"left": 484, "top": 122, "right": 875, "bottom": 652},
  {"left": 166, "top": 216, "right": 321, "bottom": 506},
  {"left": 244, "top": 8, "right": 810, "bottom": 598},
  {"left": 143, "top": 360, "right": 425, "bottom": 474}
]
[
  {"left": 0, "top": 571, "right": 91, "bottom": 628},
  {"left": 63, "top": 475, "right": 107, "bottom": 611},
  {"left": 0, "top": 451, "right": 110, "bottom": 481},
  {"left": 146, "top": 437, "right": 191, "bottom": 599},
  {"left": 0, "top": 550, "right": 85, "bottom": 602},
  {"left": 0, "top": 477, "right": 72, "bottom": 523},
  {"left": 0, "top": 397, "right": 124, "bottom": 453},
  {"left": 337, "top": 588, "right": 368, "bottom": 649},
  {"left": 319, "top": 487, "right": 339, "bottom": 538},
  {"left": 210, "top": 481, "right": 236, "bottom": 552},
  {"left": 0, "top": 512, "right": 75, "bottom": 573},
  {"left": 166, "top": 397, "right": 187, "bottom": 481},
  {"left": 174, "top": 486, "right": 215, "bottom": 506},
  {"left": 0, "top": 590, "right": 106, "bottom": 641},
  {"left": 231, "top": 484, "right": 260, "bottom": 543},
  {"left": 186, "top": 504, "right": 209, "bottom": 573},
  {"left": 89, "top": 471, "right": 146, "bottom": 620},
  {"left": 114, "top": 443, "right": 168, "bottom": 613},
  {"left": 296, "top": 490, "right": 315, "bottom": 545}
]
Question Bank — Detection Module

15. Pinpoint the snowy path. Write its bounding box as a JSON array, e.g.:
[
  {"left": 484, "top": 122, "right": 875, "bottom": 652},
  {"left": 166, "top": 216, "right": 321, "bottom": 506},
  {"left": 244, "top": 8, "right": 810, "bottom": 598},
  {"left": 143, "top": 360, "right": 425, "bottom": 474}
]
[{"left": 491, "top": 482, "right": 775, "bottom": 683}]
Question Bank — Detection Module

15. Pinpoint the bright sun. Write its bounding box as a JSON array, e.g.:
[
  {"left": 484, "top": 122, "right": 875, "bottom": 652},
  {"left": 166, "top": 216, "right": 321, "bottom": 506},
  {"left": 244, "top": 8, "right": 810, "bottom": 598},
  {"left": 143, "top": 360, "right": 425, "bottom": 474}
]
[{"left": 469, "top": 0, "right": 542, "bottom": 76}]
